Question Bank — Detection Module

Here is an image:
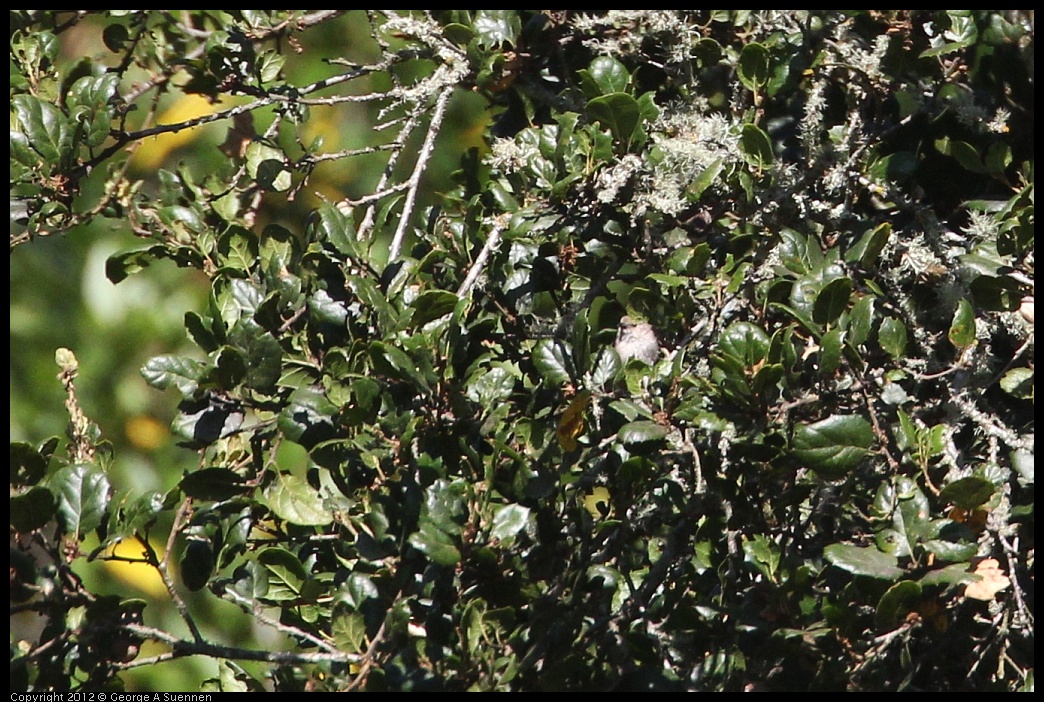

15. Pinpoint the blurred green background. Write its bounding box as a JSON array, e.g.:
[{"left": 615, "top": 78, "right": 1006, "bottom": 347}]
[{"left": 10, "top": 11, "right": 488, "bottom": 690}]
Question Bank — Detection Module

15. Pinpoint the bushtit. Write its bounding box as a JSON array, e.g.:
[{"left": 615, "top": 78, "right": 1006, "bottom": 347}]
[{"left": 615, "top": 316, "right": 660, "bottom": 365}]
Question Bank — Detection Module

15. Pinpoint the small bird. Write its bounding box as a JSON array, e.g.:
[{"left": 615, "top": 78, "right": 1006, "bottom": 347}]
[{"left": 615, "top": 316, "right": 660, "bottom": 365}]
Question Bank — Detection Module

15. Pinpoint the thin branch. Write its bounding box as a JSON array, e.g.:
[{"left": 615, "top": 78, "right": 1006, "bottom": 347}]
[
  {"left": 355, "top": 110, "right": 424, "bottom": 240},
  {"left": 388, "top": 85, "right": 454, "bottom": 261},
  {"left": 222, "top": 587, "right": 340, "bottom": 654},
  {"left": 457, "top": 219, "right": 507, "bottom": 298},
  {"left": 120, "top": 623, "right": 361, "bottom": 667}
]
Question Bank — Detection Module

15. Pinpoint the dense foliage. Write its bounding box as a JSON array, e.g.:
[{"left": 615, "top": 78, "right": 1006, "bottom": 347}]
[{"left": 10, "top": 10, "right": 1034, "bottom": 692}]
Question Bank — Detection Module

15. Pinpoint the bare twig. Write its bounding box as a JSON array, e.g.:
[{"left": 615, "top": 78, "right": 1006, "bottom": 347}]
[
  {"left": 457, "top": 219, "right": 507, "bottom": 298},
  {"left": 388, "top": 85, "right": 455, "bottom": 261}
]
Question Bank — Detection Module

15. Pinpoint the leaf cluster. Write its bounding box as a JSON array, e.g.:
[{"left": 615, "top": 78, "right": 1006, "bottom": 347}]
[{"left": 10, "top": 10, "right": 1034, "bottom": 692}]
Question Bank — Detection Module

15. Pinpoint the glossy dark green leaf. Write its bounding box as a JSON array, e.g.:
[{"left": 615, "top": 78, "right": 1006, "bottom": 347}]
[
  {"left": 718, "top": 321, "right": 770, "bottom": 367},
  {"left": 877, "top": 316, "right": 907, "bottom": 359},
  {"left": 846, "top": 222, "right": 892, "bottom": 268},
  {"left": 582, "top": 56, "right": 631, "bottom": 96},
  {"left": 969, "top": 275, "right": 1021, "bottom": 311},
  {"left": 739, "top": 123, "right": 773, "bottom": 167},
  {"left": 48, "top": 463, "right": 111, "bottom": 537},
  {"left": 939, "top": 476, "right": 995, "bottom": 510},
  {"left": 278, "top": 386, "right": 338, "bottom": 447},
  {"left": 533, "top": 339, "right": 572, "bottom": 385},
  {"left": 813, "top": 277, "right": 852, "bottom": 325},
  {"left": 106, "top": 245, "right": 166, "bottom": 284},
  {"left": 490, "top": 504, "right": 532, "bottom": 546},
  {"left": 12, "top": 94, "right": 73, "bottom": 166},
  {"left": 180, "top": 468, "right": 250, "bottom": 501},
  {"left": 792, "top": 414, "right": 873, "bottom": 480},
  {"left": 181, "top": 538, "right": 215, "bottom": 592},
  {"left": 368, "top": 341, "right": 432, "bottom": 393},
  {"left": 11, "top": 440, "right": 51, "bottom": 487},
  {"left": 819, "top": 327, "right": 844, "bottom": 376},
  {"left": 472, "top": 9, "right": 520, "bottom": 48},
  {"left": 307, "top": 202, "right": 358, "bottom": 257},
  {"left": 824, "top": 543, "right": 904, "bottom": 580},
  {"left": 934, "top": 136, "right": 985, "bottom": 173},
  {"left": 409, "top": 289, "right": 458, "bottom": 327},
  {"left": 872, "top": 477, "right": 932, "bottom": 558},
  {"left": 687, "top": 158, "right": 724, "bottom": 201},
  {"left": 257, "top": 547, "right": 308, "bottom": 601},
  {"left": 263, "top": 473, "right": 332, "bottom": 527},
  {"left": 588, "top": 92, "right": 641, "bottom": 147},
  {"left": 331, "top": 603, "right": 368, "bottom": 654},
  {"left": 141, "top": 355, "right": 208, "bottom": 396},
  {"left": 618, "top": 420, "right": 668, "bottom": 445},
  {"left": 848, "top": 294, "right": 876, "bottom": 348},
  {"left": 875, "top": 580, "right": 921, "bottom": 629},
  {"left": 10, "top": 486, "right": 56, "bottom": 533},
  {"left": 737, "top": 42, "right": 770, "bottom": 91},
  {"left": 408, "top": 522, "right": 461, "bottom": 566}
]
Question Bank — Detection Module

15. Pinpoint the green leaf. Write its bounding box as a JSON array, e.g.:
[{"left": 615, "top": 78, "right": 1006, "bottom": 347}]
[
  {"left": 918, "top": 562, "right": 980, "bottom": 587},
  {"left": 791, "top": 414, "right": 873, "bottom": 480},
  {"left": 845, "top": 222, "right": 892, "bottom": 268},
  {"left": 307, "top": 202, "right": 358, "bottom": 257},
  {"left": 737, "top": 42, "right": 770, "bottom": 91},
  {"left": 48, "top": 463, "right": 111, "bottom": 537},
  {"left": 588, "top": 92, "right": 641, "bottom": 147},
  {"left": 408, "top": 522, "right": 461, "bottom": 566},
  {"left": 263, "top": 473, "right": 333, "bottom": 527},
  {"left": 934, "top": 136, "right": 985, "bottom": 173},
  {"left": 331, "top": 604, "right": 368, "bottom": 654},
  {"left": 409, "top": 289, "right": 458, "bottom": 327},
  {"left": 999, "top": 367, "right": 1033, "bottom": 399},
  {"left": 872, "top": 477, "right": 932, "bottom": 558},
  {"left": 939, "top": 476, "right": 996, "bottom": 510},
  {"left": 582, "top": 56, "right": 631, "bottom": 96},
  {"left": 819, "top": 327, "right": 844, "bottom": 376},
  {"left": 490, "top": 504, "right": 532, "bottom": 546},
  {"left": 533, "top": 339, "right": 572, "bottom": 385},
  {"left": 877, "top": 316, "right": 907, "bottom": 359},
  {"left": 875, "top": 580, "right": 921, "bottom": 630},
  {"left": 67, "top": 74, "right": 119, "bottom": 148},
  {"left": 11, "top": 440, "right": 53, "bottom": 487},
  {"left": 948, "top": 298, "right": 976, "bottom": 350},
  {"left": 12, "top": 94, "right": 74, "bottom": 166},
  {"left": 687, "top": 158, "right": 724, "bottom": 201},
  {"left": 717, "top": 321, "right": 770, "bottom": 367},
  {"left": 472, "top": 9, "right": 520, "bottom": 48},
  {"left": 278, "top": 386, "right": 338, "bottom": 447},
  {"left": 848, "top": 294, "right": 876, "bottom": 348},
  {"left": 739, "top": 123, "right": 773, "bottom": 167},
  {"left": 824, "top": 543, "right": 904, "bottom": 580},
  {"left": 247, "top": 141, "right": 292, "bottom": 191},
  {"left": 141, "top": 355, "right": 208, "bottom": 397},
  {"left": 368, "top": 341, "right": 432, "bottom": 393},
  {"left": 10, "top": 486, "right": 56, "bottom": 533},
  {"left": 256, "top": 548, "right": 308, "bottom": 601},
  {"left": 618, "top": 420, "right": 669, "bottom": 446},
  {"left": 180, "top": 468, "right": 250, "bottom": 501},
  {"left": 106, "top": 245, "right": 167, "bottom": 284},
  {"left": 813, "top": 277, "right": 852, "bottom": 325},
  {"left": 969, "top": 275, "right": 1021, "bottom": 311},
  {"left": 232, "top": 328, "right": 282, "bottom": 394}
]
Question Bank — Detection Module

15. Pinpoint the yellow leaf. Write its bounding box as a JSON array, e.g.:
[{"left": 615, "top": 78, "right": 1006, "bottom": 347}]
[
  {"left": 964, "top": 558, "right": 1011, "bottom": 601},
  {"left": 557, "top": 390, "right": 591, "bottom": 451}
]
